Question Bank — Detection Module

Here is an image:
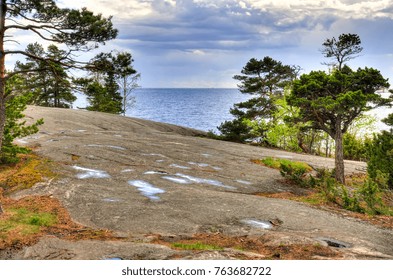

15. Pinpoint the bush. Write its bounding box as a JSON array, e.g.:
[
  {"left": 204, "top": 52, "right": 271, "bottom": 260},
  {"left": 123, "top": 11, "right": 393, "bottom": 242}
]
[
  {"left": 276, "top": 164, "right": 392, "bottom": 215},
  {"left": 367, "top": 130, "right": 393, "bottom": 189},
  {"left": 261, "top": 157, "right": 312, "bottom": 187}
]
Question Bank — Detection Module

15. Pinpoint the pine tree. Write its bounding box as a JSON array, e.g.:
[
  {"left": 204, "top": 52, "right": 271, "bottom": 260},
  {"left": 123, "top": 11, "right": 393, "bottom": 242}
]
[
  {"left": 0, "top": 0, "right": 118, "bottom": 157},
  {"left": 15, "top": 43, "right": 76, "bottom": 108},
  {"left": 218, "top": 56, "right": 297, "bottom": 143}
]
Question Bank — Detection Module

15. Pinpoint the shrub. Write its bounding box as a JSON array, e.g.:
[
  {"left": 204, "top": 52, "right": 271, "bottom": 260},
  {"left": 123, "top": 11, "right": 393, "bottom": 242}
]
[{"left": 367, "top": 131, "right": 393, "bottom": 189}]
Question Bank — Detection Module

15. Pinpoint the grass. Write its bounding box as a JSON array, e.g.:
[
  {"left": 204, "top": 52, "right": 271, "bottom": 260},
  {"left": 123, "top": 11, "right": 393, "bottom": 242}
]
[
  {"left": 172, "top": 242, "right": 223, "bottom": 251},
  {"left": 260, "top": 157, "right": 312, "bottom": 173},
  {"left": 0, "top": 152, "right": 120, "bottom": 251},
  {"left": 0, "top": 208, "right": 57, "bottom": 235}
]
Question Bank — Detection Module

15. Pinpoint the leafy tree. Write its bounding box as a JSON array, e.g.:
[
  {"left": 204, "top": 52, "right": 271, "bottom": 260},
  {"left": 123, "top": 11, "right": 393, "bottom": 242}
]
[
  {"left": 219, "top": 56, "right": 297, "bottom": 143},
  {"left": 288, "top": 66, "right": 390, "bottom": 184},
  {"left": 0, "top": 0, "right": 118, "bottom": 158},
  {"left": 14, "top": 43, "right": 76, "bottom": 108}
]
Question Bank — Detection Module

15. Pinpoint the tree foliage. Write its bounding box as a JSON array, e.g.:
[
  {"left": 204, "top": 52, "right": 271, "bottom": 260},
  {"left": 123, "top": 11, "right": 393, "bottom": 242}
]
[
  {"left": 14, "top": 43, "right": 76, "bottom": 108},
  {"left": 0, "top": 0, "right": 118, "bottom": 158},
  {"left": 367, "top": 114, "right": 393, "bottom": 189},
  {"left": 321, "top": 33, "right": 363, "bottom": 71},
  {"left": 2, "top": 75, "right": 43, "bottom": 163},
  {"left": 219, "top": 56, "right": 297, "bottom": 143},
  {"left": 76, "top": 51, "right": 139, "bottom": 114},
  {"left": 288, "top": 65, "right": 390, "bottom": 183}
]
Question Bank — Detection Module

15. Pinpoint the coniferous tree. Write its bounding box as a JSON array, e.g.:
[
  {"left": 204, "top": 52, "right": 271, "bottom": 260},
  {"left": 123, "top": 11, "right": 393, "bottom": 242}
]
[
  {"left": 77, "top": 51, "right": 138, "bottom": 114},
  {"left": 0, "top": 0, "right": 118, "bottom": 155},
  {"left": 218, "top": 56, "right": 297, "bottom": 143},
  {"left": 15, "top": 43, "right": 76, "bottom": 108},
  {"left": 288, "top": 34, "right": 391, "bottom": 184}
]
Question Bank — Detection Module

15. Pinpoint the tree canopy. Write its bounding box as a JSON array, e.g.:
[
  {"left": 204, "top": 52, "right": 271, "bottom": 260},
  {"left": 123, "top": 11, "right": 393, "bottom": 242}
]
[
  {"left": 218, "top": 56, "right": 298, "bottom": 143},
  {"left": 321, "top": 33, "right": 363, "bottom": 71},
  {"left": 288, "top": 37, "right": 391, "bottom": 183},
  {"left": 0, "top": 0, "right": 118, "bottom": 156}
]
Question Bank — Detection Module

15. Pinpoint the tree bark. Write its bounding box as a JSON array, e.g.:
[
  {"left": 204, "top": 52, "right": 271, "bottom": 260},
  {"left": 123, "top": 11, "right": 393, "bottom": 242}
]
[
  {"left": 0, "top": 0, "right": 6, "bottom": 156},
  {"left": 123, "top": 76, "right": 126, "bottom": 116},
  {"left": 334, "top": 122, "right": 345, "bottom": 184}
]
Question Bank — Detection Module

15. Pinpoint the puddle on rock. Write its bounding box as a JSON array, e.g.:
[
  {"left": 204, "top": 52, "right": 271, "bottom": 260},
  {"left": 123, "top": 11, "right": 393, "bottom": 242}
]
[
  {"left": 188, "top": 162, "right": 222, "bottom": 170},
  {"left": 236, "top": 180, "right": 252, "bottom": 185},
  {"left": 105, "top": 257, "right": 123, "bottom": 260},
  {"left": 167, "top": 173, "right": 236, "bottom": 190},
  {"left": 87, "top": 144, "right": 126, "bottom": 150},
  {"left": 72, "top": 166, "right": 111, "bottom": 179},
  {"left": 162, "top": 176, "right": 192, "bottom": 184},
  {"left": 144, "top": 171, "right": 169, "bottom": 175},
  {"left": 142, "top": 153, "right": 166, "bottom": 158},
  {"left": 317, "top": 237, "right": 351, "bottom": 248},
  {"left": 169, "top": 164, "right": 191, "bottom": 170},
  {"left": 242, "top": 219, "right": 273, "bottom": 229},
  {"left": 128, "top": 180, "right": 165, "bottom": 201},
  {"left": 188, "top": 162, "right": 209, "bottom": 167},
  {"left": 121, "top": 169, "right": 134, "bottom": 173}
]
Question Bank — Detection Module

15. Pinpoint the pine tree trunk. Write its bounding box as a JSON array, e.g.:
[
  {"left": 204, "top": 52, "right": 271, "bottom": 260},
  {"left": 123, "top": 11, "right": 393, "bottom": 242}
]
[
  {"left": 334, "top": 124, "right": 345, "bottom": 184},
  {"left": 123, "top": 76, "right": 126, "bottom": 116},
  {"left": 0, "top": 0, "right": 6, "bottom": 155}
]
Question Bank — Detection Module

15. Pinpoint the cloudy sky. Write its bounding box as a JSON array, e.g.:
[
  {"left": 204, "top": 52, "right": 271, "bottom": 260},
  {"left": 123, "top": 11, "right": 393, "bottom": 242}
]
[{"left": 49, "top": 1, "right": 393, "bottom": 87}]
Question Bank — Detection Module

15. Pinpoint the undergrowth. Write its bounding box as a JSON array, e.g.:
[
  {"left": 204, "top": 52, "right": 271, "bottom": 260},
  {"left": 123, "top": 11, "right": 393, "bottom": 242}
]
[
  {"left": 259, "top": 157, "right": 393, "bottom": 216},
  {"left": 0, "top": 153, "right": 56, "bottom": 194}
]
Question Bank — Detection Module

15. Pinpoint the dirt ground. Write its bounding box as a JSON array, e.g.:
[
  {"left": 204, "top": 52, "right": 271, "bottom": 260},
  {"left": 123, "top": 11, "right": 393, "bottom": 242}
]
[{"left": 4, "top": 106, "right": 392, "bottom": 260}]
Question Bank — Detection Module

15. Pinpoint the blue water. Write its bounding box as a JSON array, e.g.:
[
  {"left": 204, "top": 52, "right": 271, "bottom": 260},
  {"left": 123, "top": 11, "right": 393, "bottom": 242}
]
[{"left": 126, "top": 88, "right": 249, "bottom": 132}]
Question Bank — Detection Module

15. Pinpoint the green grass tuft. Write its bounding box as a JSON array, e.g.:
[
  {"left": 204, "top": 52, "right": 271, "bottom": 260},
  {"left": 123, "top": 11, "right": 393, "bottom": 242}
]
[
  {"left": 0, "top": 208, "right": 57, "bottom": 236},
  {"left": 172, "top": 242, "right": 223, "bottom": 251}
]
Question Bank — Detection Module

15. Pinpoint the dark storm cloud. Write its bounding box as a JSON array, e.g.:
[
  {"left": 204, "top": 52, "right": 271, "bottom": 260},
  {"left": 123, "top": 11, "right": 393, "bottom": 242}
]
[{"left": 116, "top": 0, "right": 319, "bottom": 52}]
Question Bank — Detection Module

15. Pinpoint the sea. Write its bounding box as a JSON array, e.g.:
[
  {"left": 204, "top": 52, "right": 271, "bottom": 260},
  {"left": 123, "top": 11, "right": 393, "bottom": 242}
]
[
  {"left": 126, "top": 88, "right": 391, "bottom": 133},
  {"left": 126, "top": 88, "right": 249, "bottom": 133}
]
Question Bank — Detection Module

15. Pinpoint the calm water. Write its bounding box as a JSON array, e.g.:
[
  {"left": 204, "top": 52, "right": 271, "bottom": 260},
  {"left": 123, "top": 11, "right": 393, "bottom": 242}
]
[
  {"left": 125, "top": 88, "right": 391, "bottom": 133},
  {"left": 126, "top": 88, "right": 249, "bottom": 132}
]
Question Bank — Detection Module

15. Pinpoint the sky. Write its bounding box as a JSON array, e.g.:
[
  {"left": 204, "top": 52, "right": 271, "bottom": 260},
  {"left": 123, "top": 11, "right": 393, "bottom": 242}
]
[{"left": 12, "top": 0, "right": 393, "bottom": 88}]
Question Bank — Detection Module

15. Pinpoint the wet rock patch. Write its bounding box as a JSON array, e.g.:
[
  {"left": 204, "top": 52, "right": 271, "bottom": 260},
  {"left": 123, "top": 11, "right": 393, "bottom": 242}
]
[{"left": 317, "top": 237, "right": 352, "bottom": 248}]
